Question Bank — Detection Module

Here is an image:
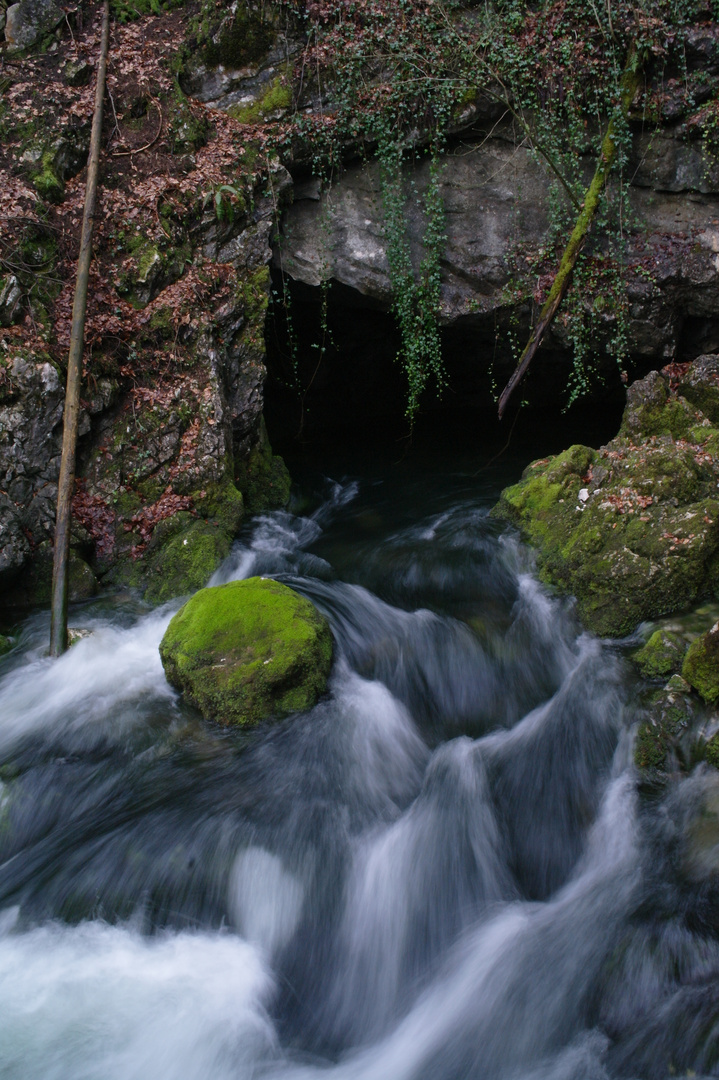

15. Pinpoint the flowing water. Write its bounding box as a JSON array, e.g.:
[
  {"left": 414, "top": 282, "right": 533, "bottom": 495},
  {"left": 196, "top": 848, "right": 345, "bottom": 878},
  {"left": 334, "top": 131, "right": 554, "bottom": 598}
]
[{"left": 2, "top": 446, "right": 719, "bottom": 1080}]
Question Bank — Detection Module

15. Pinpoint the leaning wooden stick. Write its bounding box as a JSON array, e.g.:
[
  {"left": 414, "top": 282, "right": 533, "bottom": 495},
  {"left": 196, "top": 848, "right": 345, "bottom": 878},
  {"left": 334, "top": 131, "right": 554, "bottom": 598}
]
[
  {"left": 497, "top": 46, "right": 643, "bottom": 420},
  {"left": 50, "top": 0, "right": 111, "bottom": 657}
]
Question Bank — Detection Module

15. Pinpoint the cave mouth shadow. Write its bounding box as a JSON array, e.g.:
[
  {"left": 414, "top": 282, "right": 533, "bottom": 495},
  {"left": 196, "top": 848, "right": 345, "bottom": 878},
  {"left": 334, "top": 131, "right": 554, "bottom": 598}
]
[{"left": 263, "top": 272, "right": 628, "bottom": 466}]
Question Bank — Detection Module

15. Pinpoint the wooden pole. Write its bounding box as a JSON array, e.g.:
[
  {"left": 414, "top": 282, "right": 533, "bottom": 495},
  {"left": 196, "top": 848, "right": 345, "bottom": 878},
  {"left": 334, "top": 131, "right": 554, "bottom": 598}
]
[
  {"left": 497, "top": 46, "right": 643, "bottom": 420},
  {"left": 50, "top": 0, "right": 111, "bottom": 657}
]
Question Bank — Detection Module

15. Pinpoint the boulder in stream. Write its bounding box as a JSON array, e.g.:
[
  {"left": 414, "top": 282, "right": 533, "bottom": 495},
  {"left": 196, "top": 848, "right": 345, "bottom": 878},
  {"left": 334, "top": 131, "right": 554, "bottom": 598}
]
[
  {"left": 492, "top": 359, "right": 719, "bottom": 636},
  {"left": 683, "top": 621, "right": 719, "bottom": 703},
  {"left": 633, "top": 628, "right": 688, "bottom": 679},
  {"left": 159, "top": 577, "right": 333, "bottom": 726}
]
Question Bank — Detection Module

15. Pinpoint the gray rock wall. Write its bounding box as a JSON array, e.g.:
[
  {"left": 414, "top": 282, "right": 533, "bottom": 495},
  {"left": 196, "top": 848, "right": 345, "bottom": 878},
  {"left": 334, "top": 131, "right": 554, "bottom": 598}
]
[{"left": 276, "top": 128, "right": 719, "bottom": 366}]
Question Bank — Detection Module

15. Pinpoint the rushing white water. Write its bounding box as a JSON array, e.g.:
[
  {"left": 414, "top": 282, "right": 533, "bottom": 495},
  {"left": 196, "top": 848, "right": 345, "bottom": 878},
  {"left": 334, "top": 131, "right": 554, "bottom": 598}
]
[
  {"left": 0, "top": 470, "right": 716, "bottom": 1080},
  {"left": 0, "top": 608, "right": 177, "bottom": 756},
  {"left": 0, "top": 919, "right": 276, "bottom": 1080}
]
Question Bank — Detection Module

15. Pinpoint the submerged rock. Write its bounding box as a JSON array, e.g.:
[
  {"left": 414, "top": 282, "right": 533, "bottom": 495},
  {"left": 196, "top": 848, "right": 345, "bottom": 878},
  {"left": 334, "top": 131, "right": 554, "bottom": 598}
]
[
  {"left": 492, "top": 358, "right": 719, "bottom": 637},
  {"left": 159, "top": 577, "right": 333, "bottom": 726}
]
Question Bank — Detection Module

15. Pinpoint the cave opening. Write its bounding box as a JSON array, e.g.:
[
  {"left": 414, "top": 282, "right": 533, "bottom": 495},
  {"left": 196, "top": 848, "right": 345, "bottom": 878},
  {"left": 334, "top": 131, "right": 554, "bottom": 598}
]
[{"left": 263, "top": 271, "right": 628, "bottom": 471}]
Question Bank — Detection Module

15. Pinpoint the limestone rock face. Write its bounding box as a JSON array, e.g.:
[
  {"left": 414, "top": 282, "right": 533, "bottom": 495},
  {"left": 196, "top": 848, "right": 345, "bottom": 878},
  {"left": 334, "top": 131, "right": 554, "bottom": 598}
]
[
  {"left": 0, "top": 276, "right": 22, "bottom": 328},
  {"left": 4, "top": 0, "right": 61, "bottom": 49},
  {"left": 159, "top": 577, "right": 333, "bottom": 726},
  {"left": 0, "top": 163, "right": 292, "bottom": 605},
  {"left": 492, "top": 356, "right": 719, "bottom": 637},
  {"left": 0, "top": 355, "right": 67, "bottom": 579},
  {"left": 276, "top": 134, "right": 719, "bottom": 365}
]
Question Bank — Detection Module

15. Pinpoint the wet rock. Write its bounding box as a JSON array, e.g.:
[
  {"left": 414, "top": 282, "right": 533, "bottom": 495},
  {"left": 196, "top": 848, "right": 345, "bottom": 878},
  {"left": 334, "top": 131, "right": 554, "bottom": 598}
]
[
  {"left": 159, "top": 577, "right": 333, "bottom": 726},
  {"left": 492, "top": 359, "right": 719, "bottom": 637},
  {"left": 0, "top": 635, "right": 15, "bottom": 656},
  {"left": 0, "top": 354, "right": 65, "bottom": 585},
  {"left": 4, "top": 0, "right": 62, "bottom": 49},
  {"left": 634, "top": 674, "right": 697, "bottom": 776},
  {"left": 683, "top": 622, "right": 719, "bottom": 703},
  {"left": 234, "top": 416, "right": 290, "bottom": 513},
  {"left": 5, "top": 540, "right": 99, "bottom": 606},
  {"left": 142, "top": 513, "right": 240, "bottom": 604},
  {"left": 633, "top": 629, "right": 688, "bottom": 679},
  {"left": 679, "top": 771, "right": 719, "bottom": 881}
]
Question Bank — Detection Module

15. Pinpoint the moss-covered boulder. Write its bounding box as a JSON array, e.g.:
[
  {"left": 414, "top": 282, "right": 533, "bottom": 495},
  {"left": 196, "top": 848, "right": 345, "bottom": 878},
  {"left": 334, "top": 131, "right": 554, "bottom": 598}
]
[
  {"left": 492, "top": 361, "right": 719, "bottom": 637},
  {"left": 159, "top": 577, "right": 333, "bottom": 725},
  {"left": 633, "top": 629, "right": 688, "bottom": 678},
  {"left": 683, "top": 621, "right": 719, "bottom": 702}
]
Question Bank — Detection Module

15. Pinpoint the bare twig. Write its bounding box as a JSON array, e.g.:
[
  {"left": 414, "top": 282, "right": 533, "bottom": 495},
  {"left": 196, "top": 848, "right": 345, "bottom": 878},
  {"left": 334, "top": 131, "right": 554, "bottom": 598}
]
[{"left": 111, "top": 98, "right": 163, "bottom": 157}]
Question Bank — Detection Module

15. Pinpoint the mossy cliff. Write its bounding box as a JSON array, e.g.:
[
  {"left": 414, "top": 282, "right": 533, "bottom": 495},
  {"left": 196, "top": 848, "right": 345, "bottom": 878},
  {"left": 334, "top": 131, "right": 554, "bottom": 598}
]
[
  {"left": 159, "top": 577, "right": 333, "bottom": 725},
  {"left": 492, "top": 356, "right": 719, "bottom": 638},
  {"left": 0, "top": 2, "right": 295, "bottom": 608}
]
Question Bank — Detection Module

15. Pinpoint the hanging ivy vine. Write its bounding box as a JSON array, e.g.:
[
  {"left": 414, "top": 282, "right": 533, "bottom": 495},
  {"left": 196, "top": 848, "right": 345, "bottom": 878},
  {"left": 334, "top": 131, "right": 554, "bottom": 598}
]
[{"left": 271, "top": 0, "right": 719, "bottom": 417}]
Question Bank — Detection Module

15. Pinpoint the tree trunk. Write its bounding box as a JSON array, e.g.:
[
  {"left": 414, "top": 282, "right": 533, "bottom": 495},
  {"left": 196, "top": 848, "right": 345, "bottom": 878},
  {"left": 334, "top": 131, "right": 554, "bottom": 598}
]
[
  {"left": 50, "top": 0, "right": 111, "bottom": 657},
  {"left": 497, "top": 46, "right": 643, "bottom": 420}
]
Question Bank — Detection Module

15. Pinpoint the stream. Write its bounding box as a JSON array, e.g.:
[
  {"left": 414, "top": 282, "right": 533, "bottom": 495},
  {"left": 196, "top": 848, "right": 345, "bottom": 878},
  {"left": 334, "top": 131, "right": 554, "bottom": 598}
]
[{"left": 2, "top": 440, "right": 719, "bottom": 1080}]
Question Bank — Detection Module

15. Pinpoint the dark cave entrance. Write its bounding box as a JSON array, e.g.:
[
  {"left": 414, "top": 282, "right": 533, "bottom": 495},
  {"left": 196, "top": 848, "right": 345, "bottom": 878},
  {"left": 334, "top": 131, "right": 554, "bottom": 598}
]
[{"left": 263, "top": 272, "right": 629, "bottom": 464}]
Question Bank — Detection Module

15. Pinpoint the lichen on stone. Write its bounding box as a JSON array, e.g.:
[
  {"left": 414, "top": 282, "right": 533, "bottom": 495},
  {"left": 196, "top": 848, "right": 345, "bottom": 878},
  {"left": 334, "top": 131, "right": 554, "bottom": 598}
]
[{"left": 159, "top": 576, "right": 333, "bottom": 725}]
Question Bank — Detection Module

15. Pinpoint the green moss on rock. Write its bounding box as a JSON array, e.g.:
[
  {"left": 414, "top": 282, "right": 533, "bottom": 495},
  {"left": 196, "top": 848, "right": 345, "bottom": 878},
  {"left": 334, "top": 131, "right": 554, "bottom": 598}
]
[
  {"left": 201, "top": 8, "right": 274, "bottom": 69},
  {"left": 144, "top": 517, "right": 232, "bottom": 604},
  {"left": 633, "top": 629, "right": 687, "bottom": 678},
  {"left": 682, "top": 621, "right": 719, "bottom": 702},
  {"left": 705, "top": 732, "right": 719, "bottom": 770},
  {"left": 192, "top": 477, "right": 244, "bottom": 536},
  {"left": 227, "top": 74, "right": 292, "bottom": 123},
  {"left": 159, "top": 576, "right": 333, "bottom": 725},
  {"left": 492, "top": 363, "right": 719, "bottom": 637},
  {"left": 32, "top": 149, "right": 64, "bottom": 203},
  {"left": 0, "top": 635, "right": 15, "bottom": 656},
  {"left": 634, "top": 677, "right": 695, "bottom": 774},
  {"left": 236, "top": 419, "right": 291, "bottom": 513}
]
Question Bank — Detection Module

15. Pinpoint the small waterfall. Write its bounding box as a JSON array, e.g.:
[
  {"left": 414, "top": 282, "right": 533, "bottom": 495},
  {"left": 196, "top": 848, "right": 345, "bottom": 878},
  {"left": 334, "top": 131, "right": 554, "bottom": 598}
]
[{"left": 0, "top": 464, "right": 714, "bottom": 1080}]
